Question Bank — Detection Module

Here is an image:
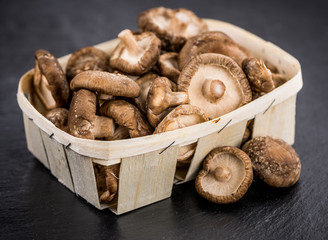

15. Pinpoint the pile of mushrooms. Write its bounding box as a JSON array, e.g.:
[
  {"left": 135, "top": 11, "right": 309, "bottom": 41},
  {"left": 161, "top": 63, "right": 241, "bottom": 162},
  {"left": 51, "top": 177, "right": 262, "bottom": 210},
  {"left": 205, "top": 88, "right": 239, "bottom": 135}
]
[{"left": 30, "top": 7, "right": 290, "bottom": 204}]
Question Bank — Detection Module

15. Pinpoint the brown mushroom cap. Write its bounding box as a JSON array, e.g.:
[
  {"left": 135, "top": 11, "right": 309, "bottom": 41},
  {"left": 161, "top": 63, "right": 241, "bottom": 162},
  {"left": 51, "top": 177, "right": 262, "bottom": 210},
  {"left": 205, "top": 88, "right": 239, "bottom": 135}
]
[
  {"left": 34, "top": 49, "right": 70, "bottom": 110},
  {"left": 138, "top": 7, "right": 208, "bottom": 52},
  {"left": 178, "top": 53, "right": 252, "bottom": 119},
  {"left": 242, "top": 136, "right": 301, "bottom": 188},
  {"left": 178, "top": 31, "right": 250, "bottom": 70},
  {"left": 94, "top": 163, "right": 120, "bottom": 204},
  {"left": 65, "top": 46, "right": 109, "bottom": 82},
  {"left": 110, "top": 29, "right": 161, "bottom": 75},
  {"left": 45, "top": 108, "right": 69, "bottom": 132},
  {"left": 68, "top": 89, "right": 115, "bottom": 139},
  {"left": 195, "top": 146, "right": 253, "bottom": 204},
  {"left": 70, "top": 70, "right": 140, "bottom": 98},
  {"left": 99, "top": 100, "right": 153, "bottom": 138},
  {"left": 157, "top": 52, "right": 180, "bottom": 83},
  {"left": 242, "top": 57, "right": 275, "bottom": 93},
  {"left": 154, "top": 104, "right": 208, "bottom": 163}
]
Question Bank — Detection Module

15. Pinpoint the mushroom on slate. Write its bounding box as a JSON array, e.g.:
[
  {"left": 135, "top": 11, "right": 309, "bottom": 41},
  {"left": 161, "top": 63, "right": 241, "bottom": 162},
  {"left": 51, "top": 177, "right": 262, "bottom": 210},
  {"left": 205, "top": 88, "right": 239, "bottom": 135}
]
[
  {"left": 178, "top": 53, "right": 252, "bottom": 119},
  {"left": 242, "top": 136, "right": 301, "bottom": 188},
  {"left": 70, "top": 70, "right": 140, "bottom": 98},
  {"left": 100, "top": 100, "right": 153, "bottom": 138},
  {"left": 138, "top": 7, "right": 208, "bottom": 52},
  {"left": 33, "top": 49, "right": 70, "bottom": 110},
  {"left": 65, "top": 46, "right": 109, "bottom": 82},
  {"left": 147, "top": 77, "right": 189, "bottom": 128},
  {"left": 94, "top": 163, "right": 120, "bottom": 204},
  {"left": 154, "top": 105, "right": 208, "bottom": 164},
  {"left": 157, "top": 52, "right": 180, "bottom": 83},
  {"left": 110, "top": 29, "right": 161, "bottom": 76},
  {"left": 45, "top": 108, "right": 69, "bottom": 132},
  {"left": 178, "top": 31, "right": 250, "bottom": 70},
  {"left": 68, "top": 89, "right": 115, "bottom": 140},
  {"left": 195, "top": 146, "right": 253, "bottom": 204}
]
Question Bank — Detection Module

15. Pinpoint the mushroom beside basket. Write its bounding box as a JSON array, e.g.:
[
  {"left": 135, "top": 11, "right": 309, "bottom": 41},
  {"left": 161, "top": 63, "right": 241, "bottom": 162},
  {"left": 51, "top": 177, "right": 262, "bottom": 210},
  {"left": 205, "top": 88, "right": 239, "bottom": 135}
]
[{"left": 17, "top": 18, "right": 303, "bottom": 215}]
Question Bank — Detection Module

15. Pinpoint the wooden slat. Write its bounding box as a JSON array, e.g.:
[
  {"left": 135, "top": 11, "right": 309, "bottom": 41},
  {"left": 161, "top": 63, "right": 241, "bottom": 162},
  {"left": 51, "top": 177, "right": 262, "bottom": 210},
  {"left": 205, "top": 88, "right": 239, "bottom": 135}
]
[
  {"left": 116, "top": 145, "right": 179, "bottom": 214},
  {"left": 65, "top": 148, "right": 101, "bottom": 209},
  {"left": 179, "top": 120, "right": 248, "bottom": 182},
  {"left": 40, "top": 131, "right": 74, "bottom": 192},
  {"left": 253, "top": 95, "right": 297, "bottom": 145},
  {"left": 23, "top": 114, "right": 49, "bottom": 168}
]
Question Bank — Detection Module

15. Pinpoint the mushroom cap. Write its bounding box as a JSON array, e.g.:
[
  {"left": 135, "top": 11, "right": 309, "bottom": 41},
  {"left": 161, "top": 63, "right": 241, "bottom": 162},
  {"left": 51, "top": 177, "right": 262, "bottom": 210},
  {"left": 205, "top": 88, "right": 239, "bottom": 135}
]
[
  {"left": 242, "top": 57, "right": 274, "bottom": 93},
  {"left": 68, "top": 89, "right": 97, "bottom": 139},
  {"left": 99, "top": 100, "right": 153, "bottom": 138},
  {"left": 133, "top": 72, "right": 159, "bottom": 113},
  {"left": 34, "top": 49, "right": 70, "bottom": 109},
  {"left": 70, "top": 70, "right": 140, "bottom": 98},
  {"left": 138, "top": 7, "right": 208, "bottom": 52},
  {"left": 242, "top": 136, "right": 301, "bottom": 188},
  {"left": 44, "top": 108, "right": 69, "bottom": 132},
  {"left": 157, "top": 52, "right": 180, "bottom": 83},
  {"left": 195, "top": 146, "right": 253, "bottom": 204},
  {"left": 110, "top": 30, "right": 161, "bottom": 75},
  {"left": 178, "top": 31, "right": 250, "bottom": 70},
  {"left": 66, "top": 46, "right": 109, "bottom": 81},
  {"left": 154, "top": 104, "right": 208, "bottom": 134},
  {"left": 154, "top": 104, "right": 208, "bottom": 163},
  {"left": 178, "top": 53, "right": 252, "bottom": 119}
]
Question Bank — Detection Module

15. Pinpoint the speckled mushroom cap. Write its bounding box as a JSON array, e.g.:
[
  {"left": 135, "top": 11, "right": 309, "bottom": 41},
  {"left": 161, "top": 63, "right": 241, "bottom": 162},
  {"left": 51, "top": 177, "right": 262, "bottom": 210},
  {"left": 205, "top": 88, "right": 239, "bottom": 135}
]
[
  {"left": 99, "top": 100, "right": 153, "bottom": 138},
  {"left": 242, "top": 136, "right": 301, "bottom": 188},
  {"left": 65, "top": 46, "right": 109, "bottom": 82},
  {"left": 195, "top": 146, "right": 253, "bottom": 204},
  {"left": 45, "top": 108, "right": 69, "bottom": 132},
  {"left": 242, "top": 57, "right": 275, "bottom": 93},
  {"left": 178, "top": 53, "right": 252, "bottom": 119},
  {"left": 68, "top": 89, "right": 114, "bottom": 140},
  {"left": 110, "top": 29, "right": 161, "bottom": 76},
  {"left": 157, "top": 52, "right": 180, "bottom": 83},
  {"left": 138, "top": 7, "right": 208, "bottom": 52},
  {"left": 178, "top": 31, "right": 250, "bottom": 70},
  {"left": 33, "top": 49, "right": 70, "bottom": 110},
  {"left": 70, "top": 70, "right": 140, "bottom": 98}
]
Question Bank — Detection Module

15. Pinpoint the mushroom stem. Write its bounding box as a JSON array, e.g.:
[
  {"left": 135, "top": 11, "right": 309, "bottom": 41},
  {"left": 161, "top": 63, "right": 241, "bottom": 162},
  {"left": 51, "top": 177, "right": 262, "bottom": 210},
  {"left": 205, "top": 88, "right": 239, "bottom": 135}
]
[
  {"left": 213, "top": 166, "right": 232, "bottom": 182},
  {"left": 92, "top": 116, "right": 115, "bottom": 139},
  {"left": 118, "top": 29, "right": 143, "bottom": 56},
  {"left": 202, "top": 79, "right": 226, "bottom": 103},
  {"left": 169, "top": 92, "right": 189, "bottom": 107}
]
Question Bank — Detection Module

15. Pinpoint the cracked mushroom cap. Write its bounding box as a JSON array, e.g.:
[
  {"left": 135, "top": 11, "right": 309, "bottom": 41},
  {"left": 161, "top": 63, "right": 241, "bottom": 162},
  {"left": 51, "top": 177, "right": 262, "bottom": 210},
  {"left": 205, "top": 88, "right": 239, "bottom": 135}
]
[
  {"left": 33, "top": 49, "right": 70, "bottom": 110},
  {"left": 100, "top": 100, "right": 153, "bottom": 138},
  {"left": 45, "top": 108, "right": 69, "bottom": 132},
  {"left": 242, "top": 57, "right": 275, "bottom": 93},
  {"left": 68, "top": 89, "right": 115, "bottom": 140},
  {"left": 242, "top": 136, "right": 301, "bottom": 188},
  {"left": 110, "top": 29, "right": 161, "bottom": 76},
  {"left": 178, "top": 31, "right": 250, "bottom": 70},
  {"left": 195, "top": 146, "right": 253, "bottom": 204},
  {"left": 178, "top": 53, "right": 252, "bottom": 119},
  {"left": 65, "top": 46, "right": 109, "bottom": 82},
  {"left": 138, "top": 7, "right": 208, "bottom": 52},
  {"left": 154, "top": 104, "right": 208, "bottom": 163},
  {"left": 70, "top": 70, "right": 140, "bottom": 98},
  {"left": 157, "top": 52, "right": 180, "bottom": 83}
]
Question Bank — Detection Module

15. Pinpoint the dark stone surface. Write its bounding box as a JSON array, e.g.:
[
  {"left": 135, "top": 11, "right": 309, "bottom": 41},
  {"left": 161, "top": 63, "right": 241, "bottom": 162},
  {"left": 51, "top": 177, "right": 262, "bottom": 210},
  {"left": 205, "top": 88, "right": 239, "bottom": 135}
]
[{"left": 1, "top": 0, "right": 327, "bottom": 239}]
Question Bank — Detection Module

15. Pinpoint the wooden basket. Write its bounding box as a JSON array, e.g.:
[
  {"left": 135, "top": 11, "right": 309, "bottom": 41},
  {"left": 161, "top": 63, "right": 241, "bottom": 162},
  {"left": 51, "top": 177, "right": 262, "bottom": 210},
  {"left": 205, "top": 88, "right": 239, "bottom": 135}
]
[{"left": 17, "top": 19, "right": 303, "bottom": 215}]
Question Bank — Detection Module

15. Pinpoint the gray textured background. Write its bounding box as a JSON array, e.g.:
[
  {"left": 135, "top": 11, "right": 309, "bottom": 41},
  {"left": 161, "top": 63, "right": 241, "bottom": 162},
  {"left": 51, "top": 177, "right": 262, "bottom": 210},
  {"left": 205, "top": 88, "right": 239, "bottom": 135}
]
[{"left": 1, "top": 0, "right": 327, "bottom": 239}]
